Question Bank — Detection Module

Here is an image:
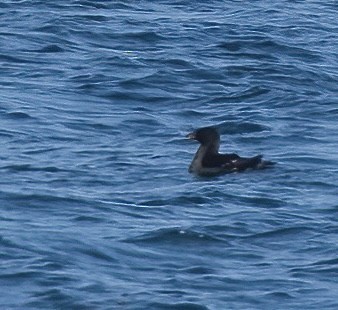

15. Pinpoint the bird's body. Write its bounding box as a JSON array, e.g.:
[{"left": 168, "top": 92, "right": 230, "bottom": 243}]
[{"left": 187, "top": 127, "right": 274, "bottom": 176}]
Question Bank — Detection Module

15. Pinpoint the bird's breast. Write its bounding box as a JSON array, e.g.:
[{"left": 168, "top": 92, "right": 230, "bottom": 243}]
[{"left": 189, "top": 145, "right": 207, "bottom": 173}]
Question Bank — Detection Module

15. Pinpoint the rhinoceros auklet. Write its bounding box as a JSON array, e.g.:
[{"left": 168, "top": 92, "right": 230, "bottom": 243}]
[{"left": 187, "top": 126, "right": 274, "bottom": 175}]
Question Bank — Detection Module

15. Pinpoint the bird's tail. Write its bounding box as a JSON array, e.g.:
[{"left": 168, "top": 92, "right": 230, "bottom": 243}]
[
  {"left": 242, "top": 155, "right": 275, "bottom": 170},
  {"left": 257, "top": 157, "right": 276, "bottom": 169}
]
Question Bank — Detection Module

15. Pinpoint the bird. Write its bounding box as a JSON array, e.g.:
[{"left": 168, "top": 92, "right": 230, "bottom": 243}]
[{"left": 187, "top": 126, "right": 275, "bottom": 175}]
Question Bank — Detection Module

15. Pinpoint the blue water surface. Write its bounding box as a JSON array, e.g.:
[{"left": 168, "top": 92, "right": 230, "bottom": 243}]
[{"left": 1, "top": 1, "right": 338, "bottom": 309}]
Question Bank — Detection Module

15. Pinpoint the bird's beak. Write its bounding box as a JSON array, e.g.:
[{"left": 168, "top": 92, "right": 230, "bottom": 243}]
[{"left": 186, "top": 132, "right": 196, "bottom": 140}]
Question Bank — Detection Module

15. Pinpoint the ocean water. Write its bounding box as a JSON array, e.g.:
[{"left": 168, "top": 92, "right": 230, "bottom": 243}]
[{"left": 1, "top": 1, "right": 337, "bottom": 309}]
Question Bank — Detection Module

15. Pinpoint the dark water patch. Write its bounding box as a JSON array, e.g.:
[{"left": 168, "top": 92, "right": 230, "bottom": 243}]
[
  {"left": 218, "top": 37, "right": 322, "bottom": 63},
  {"left": 101, "top": 90, "right": 175, "bottom": 103},
  {"left": 150, "top": 302, "right": 209, "bottom": 310},
  {"left": 33, "top": 24, "right": 65, "bottom": 34},
  {"left": 118, "top": 31, "right": 165, "bottom": 43},
  {"left": 204, "top": 223, "right": 252, "bottom": 240},
  {"left": 312, "top": 258, "right": 338, "bottom": 267},
  {"left": 209, "top": 86, "right": 270, "bottom": 103},
  {"left": 5, "top": 111, "right": 33, "bottom": 119},
  {"left": 314, "top": 205, "right": 338, "bottom": 216},
  {"left": 272, "top": 40, "right": 322, "bottom": 62},
  {"left": 0, "top": 270, "right": 42, "bottom": 281},
  {"left": 245, "top": 226, "right": 313, "bottom": 241},
  {"left": 164, "top": 58, "right": 195, "bottom": 69},
  {"left": 49, "top": 133, "right": 83, "bottom": 143},
  {"left": 218, "top": 121, "right": 269, "bottom": 134},
  {"left": 0, "top": 129, "right": 20, "bottom": 138},
  {"left": 36, "top": 44, "right": 64, "bottom": 53},
  {"left": 35, "top": 260, "right": 66, "bottom": 272},
  {"left": 28, "top": 288, "right": 93, "bottom": 310},
  {"left": 69, "top": 73, "right": 100, "bottom": 85},
  {"left": 224, "top": 64, "right": 267, "bottom": 78},
  {"left": 219, "top": 41, "right": 241, "bottom": 52},
  {"left": 124, "top": 227, "right": 224, "bottom": 245},
  {"left": 0, "top": 235, "right": 24, "bottom": 250},
  {"left": 0, "top": 236, "right": 46, "bottom": 260},
  {"left": 224, "top": 50, "right": 278, "bottom": 63},
  {"left": 180, "top": 266, "right": 215, "bottom": 275},
  {"left": 290, "top": 260, "right": 338, "bottom": 279},
  {"left": 239, "top": 195, "right": 285, "bottom": 209},
  {"left": 72, "top": 215, "right": 104, "bottom": 223},
  {"left": 2, "top": 164, "right": 62, "bottom": 173},
  {"left": 154, "top": 289, "right": 185, "bottom": 297},
  {"left": 67, "top": 120, "right": 117, "bottom": 134},
  {"left": 23, "top": 146, "right": 64, "bottom": 156},
  {"left": 178, "top": 109, "right": 213, "bottom": 118},
  {"left": 79, "top": 247, "right": 118, "bottom": 263},
  {"left": 186, "top": 68, "right": 226, "bottom": 81},
  {"left": 118, "top": 77, "right": 151, "bottom": 89},
  {"left": 0, "top": 54, "right": 34, "bottom": 64},
  {"left": 131, "top": 106, "right": 153, "bottom": 113},
  {"left": 232, "top": 86, "right": 270, "bottom": 101},
  {"left": 282, "top": 154, "right": 335, "bottom": 165},
  {"left": 2, "top": 192, "right": 92, "bottom": 210},
  {"left": 74, "top": 14, "right": 109, "bottom": 22},
  {"left": 264, "top": 291, "right": 294, "bottom": 299}
]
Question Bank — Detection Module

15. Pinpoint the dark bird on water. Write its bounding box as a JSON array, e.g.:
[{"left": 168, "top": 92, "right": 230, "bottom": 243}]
[{"left": 187, "top": 126, "right": 275, "bottom": 176}]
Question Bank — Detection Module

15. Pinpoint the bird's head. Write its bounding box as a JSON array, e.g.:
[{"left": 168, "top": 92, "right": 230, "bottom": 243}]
[{"left": 187, "top": 127, "right": 220, "bottom": 145}]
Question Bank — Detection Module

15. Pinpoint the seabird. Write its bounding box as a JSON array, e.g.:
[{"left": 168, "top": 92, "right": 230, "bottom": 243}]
[{"left": 187, "top": 126, "right": 274, "bottom": 175}]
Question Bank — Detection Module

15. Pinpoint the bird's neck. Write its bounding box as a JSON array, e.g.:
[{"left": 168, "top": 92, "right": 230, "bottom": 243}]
[
  {"left": 204, "top": 141, "right": 220, "bottom": 154},
  {"left": 189, "top": 142, "right": 219, "bottom": 173}
]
